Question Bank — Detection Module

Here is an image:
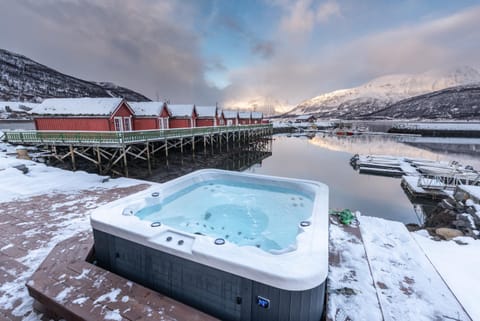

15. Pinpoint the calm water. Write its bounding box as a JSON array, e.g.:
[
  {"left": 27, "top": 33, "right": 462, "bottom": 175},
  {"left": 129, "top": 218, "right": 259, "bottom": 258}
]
[{"left": 245, "top": 134, "right": 480, "bottom": 224}]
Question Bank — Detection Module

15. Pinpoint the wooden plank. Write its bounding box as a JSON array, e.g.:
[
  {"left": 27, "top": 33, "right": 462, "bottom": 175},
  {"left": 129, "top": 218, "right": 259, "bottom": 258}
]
[{"left": 26, "top": 232, "right": 219, "bottom": 321}]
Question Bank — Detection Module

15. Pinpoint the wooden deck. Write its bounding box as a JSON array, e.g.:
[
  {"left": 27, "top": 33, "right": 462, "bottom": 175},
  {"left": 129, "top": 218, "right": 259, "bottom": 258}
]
[
  {"left": 1, "top": 125, "right": 273, "bottom": 177},
  {"left": 26, "top": 232, "right": 218, "bottom": 321},
  {"left": 327, "top": 214, "right": 472, "bottom": 321},
  {"left": 2, "top": 125, "right": 272, "bottom": 147}
]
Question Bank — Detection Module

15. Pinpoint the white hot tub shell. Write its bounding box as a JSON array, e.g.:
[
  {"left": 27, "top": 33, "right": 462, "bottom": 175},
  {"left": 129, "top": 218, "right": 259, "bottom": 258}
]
[{"left": 91, "top": 169, "right": 329, "bottom": 321}]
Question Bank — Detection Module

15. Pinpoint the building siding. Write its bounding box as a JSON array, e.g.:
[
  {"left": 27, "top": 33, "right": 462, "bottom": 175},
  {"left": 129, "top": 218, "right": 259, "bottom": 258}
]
[
  {"left": 134, "top": 118, "right": 158, "bottom": 130},
  {"left": 35, "top": 117, "right": 110, "bottom": 131}
]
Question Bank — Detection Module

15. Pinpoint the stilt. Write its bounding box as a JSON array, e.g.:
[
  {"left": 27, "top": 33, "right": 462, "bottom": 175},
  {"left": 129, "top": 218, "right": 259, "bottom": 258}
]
[
  {"left": 70, "top": 145, "right": 76, "bottom": 171},
  {"left": 122, "top": 145, "right": 128, "bottom": 177},
  {"left": 146, "top": 142, "right": 151, "bottom": 175},
  {"left": 96, "top": 146, "right": 102, "bottom": 174}
]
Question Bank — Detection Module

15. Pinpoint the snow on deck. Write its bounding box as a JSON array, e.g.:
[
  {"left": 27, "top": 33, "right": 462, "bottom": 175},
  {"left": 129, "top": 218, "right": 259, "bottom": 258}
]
[
  {"left": 328, "top": 216, "right": 383, "bottom": 321},
  {"left": 360, "top": 216, "right": 470, "bottom": 321},
  {"left": 413, "top": 232, "right": 480, "bottom": 321},
  {"left": 328, "top": 215, "right": 472, "bottom": 320}
]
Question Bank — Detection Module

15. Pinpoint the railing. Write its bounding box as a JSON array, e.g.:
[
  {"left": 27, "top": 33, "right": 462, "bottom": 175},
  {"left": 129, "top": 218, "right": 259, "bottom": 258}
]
[{"left": 2, "top": 124, "right": 272, "bottom": 146}]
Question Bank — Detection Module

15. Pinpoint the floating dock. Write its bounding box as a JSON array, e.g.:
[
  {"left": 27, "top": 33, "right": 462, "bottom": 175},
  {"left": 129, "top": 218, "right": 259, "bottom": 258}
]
[{"left": 351, "top": 154, "right": 480, "bottom": 199}]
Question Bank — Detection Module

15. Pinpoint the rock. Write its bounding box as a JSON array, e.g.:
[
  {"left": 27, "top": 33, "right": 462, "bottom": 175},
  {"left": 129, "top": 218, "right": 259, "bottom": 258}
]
[
  {"left": 435, "top": 227, "right": 464, "bottom": 240},
  {"left": 452, "top": 220, "right": 467, "bottom": 228},
  {"left": 13, "top": 164, "right": 29, "bottom": 174},
  {"left": 405, "top": 223, "right": 422, "bottom": 232},
  {"left": 440, "top": 198, "right": 456, "bottom": 210},
  {"left": 16, "top": 148, "right": 31, "bottom": 160},
  {"left": 454, "top": 191, "right": 467, "bottom": 202},
  {"left": 466, "top": 206, "right": 477, "bottom": 215}
]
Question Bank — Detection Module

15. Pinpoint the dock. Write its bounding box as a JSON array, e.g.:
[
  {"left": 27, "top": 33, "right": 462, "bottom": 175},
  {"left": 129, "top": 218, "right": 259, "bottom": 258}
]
[
  {"left": 327, "top": 214, "right": 472, "bottom": 321},
  {"left": 351, "top": 154, "right": 480, "bottom": 200},
  {"left": 2, "top": 124, "right": 272, "bottom": 177}
]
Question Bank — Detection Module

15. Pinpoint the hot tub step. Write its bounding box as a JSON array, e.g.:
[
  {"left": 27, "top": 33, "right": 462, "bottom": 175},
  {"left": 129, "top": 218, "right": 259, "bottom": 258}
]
[{"left": 26, "top": 232, "right": 219, "bottom": 321}]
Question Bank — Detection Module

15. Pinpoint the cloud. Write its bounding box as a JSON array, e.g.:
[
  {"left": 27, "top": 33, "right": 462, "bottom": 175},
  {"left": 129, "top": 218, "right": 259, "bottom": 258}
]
[
  {"left": 251, "top": 41, "right": 275, "bottom": 59},
  {"left": 223, "top": 5, "right": 480, "bottom": 107},
  {"left": 220, "top": 15, "right": 276, "bottom": 59},
  {"left": 317, "top": 1, "right": 341, "bottom": 23},
  {"left": 0, "top": 0, "right": 220, "bottom": 103},
  {"left": 274, "top": 0, "right": 341, "bottom": 37},
  {"left": 280, "top": 0, "right": 316, "bottom": 35}
]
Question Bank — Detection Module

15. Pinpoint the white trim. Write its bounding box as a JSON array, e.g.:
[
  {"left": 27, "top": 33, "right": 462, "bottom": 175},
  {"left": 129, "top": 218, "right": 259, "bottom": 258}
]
[{"left": 114, "top": 117, "right": 123, "bottom": 131}]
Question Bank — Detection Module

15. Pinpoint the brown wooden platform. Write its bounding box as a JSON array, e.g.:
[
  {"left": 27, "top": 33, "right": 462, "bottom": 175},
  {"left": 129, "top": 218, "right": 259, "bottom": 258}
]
[{"left": 26, "top": 231, "right": 219, "bottom": 321}]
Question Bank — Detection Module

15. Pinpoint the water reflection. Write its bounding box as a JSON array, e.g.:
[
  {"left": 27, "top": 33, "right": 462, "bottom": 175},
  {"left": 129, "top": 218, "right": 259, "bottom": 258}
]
[{"left": 246, "top": 134, "right": 480, "bottom": 224}]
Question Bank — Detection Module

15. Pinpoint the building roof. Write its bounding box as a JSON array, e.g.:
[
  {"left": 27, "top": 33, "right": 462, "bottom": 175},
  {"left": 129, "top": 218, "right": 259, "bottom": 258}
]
[
  {"left": 238, "top": 111, "right": 251, "bottom": 119},
  {"left": 0, "top": 101, "right": 39, "bottom": 113},
  {"left": 196, "top": 106, "right": 217, "bottom": 118},
  {"left": 167, "top": 104, "right": 195, "bottom": 117},
  {"left": 129, "top": 101, "right": 165, "bottom": 116},
  {"left": 31, "top": 98, "right": 125, "bottom": 116},
  {"left": 222, "top": 110, "right": 238, "bottom": 119},
  {"left": 251, "top": 112, "right": 263, "bottom": 119}
]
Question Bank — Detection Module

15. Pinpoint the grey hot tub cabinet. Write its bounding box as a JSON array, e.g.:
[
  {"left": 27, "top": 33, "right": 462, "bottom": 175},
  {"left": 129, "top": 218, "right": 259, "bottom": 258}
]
[{"left": 93, "top": 230, "right": 325, "bottom": 321}]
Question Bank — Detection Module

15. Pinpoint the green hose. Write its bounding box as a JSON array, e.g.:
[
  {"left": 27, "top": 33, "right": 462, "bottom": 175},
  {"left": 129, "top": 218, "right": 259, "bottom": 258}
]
[{"left": 330, "top": 209, "right": 355, "bottom": 225}]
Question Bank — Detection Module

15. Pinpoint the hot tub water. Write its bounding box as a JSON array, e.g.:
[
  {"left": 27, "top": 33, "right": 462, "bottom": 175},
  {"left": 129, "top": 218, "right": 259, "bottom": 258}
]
[{"left": 136, "top": 180, "right": 314, "bottom": 252}]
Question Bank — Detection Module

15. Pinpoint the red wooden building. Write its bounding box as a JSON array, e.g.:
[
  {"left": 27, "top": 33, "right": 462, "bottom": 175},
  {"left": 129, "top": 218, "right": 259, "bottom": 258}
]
[
  {"left": 251, "top": 112, "right": 263, "bottom": 124},
  {"left": 222, "top": 110, "right": 238, "bottom": 126},
  {"left": 129, "top": 102, "right": 170, "bottom": 130},
  {"left": 167, "top": 104, "right": 197, "bottom": 128},
  {"left": 238, "top": 111, "right": 252, "bottom": 125},
  {"left": 195, "top": 106, "right": 218, "bottom": 127},
  {"left": 32, "top": 98, "right": 135, "bottom": 131}
]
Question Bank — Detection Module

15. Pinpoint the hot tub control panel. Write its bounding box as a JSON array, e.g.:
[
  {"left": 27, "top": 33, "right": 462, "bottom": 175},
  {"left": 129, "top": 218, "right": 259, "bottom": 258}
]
[{"left": 151, "top": 231, "right": 194, "bottom": 254}]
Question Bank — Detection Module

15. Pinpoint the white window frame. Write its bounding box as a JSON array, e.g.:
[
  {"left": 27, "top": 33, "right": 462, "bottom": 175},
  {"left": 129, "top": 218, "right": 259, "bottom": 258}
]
[
  {"left": 123, "top": 117, "right": 132, "bottom": 131},
  {"left": 159, "top": 117, "right": 169, "bottom": 129},
  {"left": 114, "top": 117, "right": 123, "bottom": 131}
]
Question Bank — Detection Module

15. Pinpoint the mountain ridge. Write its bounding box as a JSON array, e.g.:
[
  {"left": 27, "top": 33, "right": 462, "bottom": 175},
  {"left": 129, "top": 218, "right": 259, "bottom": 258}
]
[
  {"left": 286, "top": 66, "right": 480, "bottom": 119},
  {"left": 0, "top": 48, "right": 150, "bottom": 102}
]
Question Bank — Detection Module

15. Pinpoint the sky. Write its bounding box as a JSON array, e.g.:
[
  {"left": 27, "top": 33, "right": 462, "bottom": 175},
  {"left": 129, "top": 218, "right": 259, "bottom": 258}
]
[{"left": 1, "top": 0, "right": 480, "bottom": 111}]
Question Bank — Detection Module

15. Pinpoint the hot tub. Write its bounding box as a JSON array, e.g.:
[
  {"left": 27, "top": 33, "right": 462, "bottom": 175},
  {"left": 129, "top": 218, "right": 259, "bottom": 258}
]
[{"left": 91, "top": 169, "right": 328, "bottom": 321}]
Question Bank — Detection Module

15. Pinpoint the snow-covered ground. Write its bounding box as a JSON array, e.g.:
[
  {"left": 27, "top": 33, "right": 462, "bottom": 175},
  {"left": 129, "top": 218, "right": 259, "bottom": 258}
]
[
  {"left": 0, "top": 139, "right": 152, "bottom": 319},
  {"left": 1, "top": 138, "right": 479, "bottom": 320},
  {"left": 329, "top": 214, "right": 478, "bottom": 320},
  {"left": 413, "top": 232, "right": 480, "bottom": 321}
]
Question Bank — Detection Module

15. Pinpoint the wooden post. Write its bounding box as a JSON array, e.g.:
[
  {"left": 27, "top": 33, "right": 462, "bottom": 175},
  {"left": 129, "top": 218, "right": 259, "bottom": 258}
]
[
  {"left": 203, "top": 136, "right": 207, "bottom": 153},
  {"left": 180, "top": 138, "right": 183, "bottom": 154},
  {"left": 96, "top": 146, "right": 102, "bottom": 174},
  {"left": 146, "top": 142, "right": 151, "bottom": 175},
  {"left": 70, "top": 145, "right": 76, "bottom": 171},
  {"left": 122, "top": 145, "right": 128, "bottom": 177}
]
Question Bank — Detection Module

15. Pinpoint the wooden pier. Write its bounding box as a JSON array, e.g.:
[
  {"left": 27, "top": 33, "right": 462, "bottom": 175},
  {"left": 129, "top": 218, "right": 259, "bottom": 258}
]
[{"left": 2, "top": 124, "right": 272, "bottom": 177}]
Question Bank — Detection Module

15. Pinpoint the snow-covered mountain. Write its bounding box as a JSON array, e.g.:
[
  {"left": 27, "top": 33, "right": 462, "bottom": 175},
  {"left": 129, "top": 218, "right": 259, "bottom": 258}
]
[
  {"left": 0, "top": 48, "right": 150, "bottom": 102},
  {"left": 223, "top": 96, "right": 293, "bottom": 116},
  {"left": 288, "top": 66, "right": 480, "bottom": 118},
  {"left": 368, "top": 84, "right": 480, "bottom": 120}
]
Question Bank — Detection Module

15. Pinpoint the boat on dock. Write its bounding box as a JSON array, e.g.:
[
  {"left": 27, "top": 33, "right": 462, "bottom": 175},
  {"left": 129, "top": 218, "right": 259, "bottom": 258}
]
[{"left": 351, "top": 153, "right": 480, "bottom": 199}]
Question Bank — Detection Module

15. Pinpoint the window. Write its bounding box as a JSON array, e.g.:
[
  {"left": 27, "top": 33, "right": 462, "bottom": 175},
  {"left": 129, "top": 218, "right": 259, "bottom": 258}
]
[
  {"left": 159, "top": 117, "right": 169, "bottom": 129},
  {"left": 123, "top": 117, "right": 132, "bottom": 131},
  {"left": 114, "top": 117, "right": 123, "bottom": 131}
]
